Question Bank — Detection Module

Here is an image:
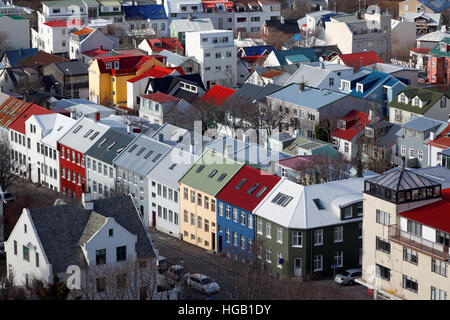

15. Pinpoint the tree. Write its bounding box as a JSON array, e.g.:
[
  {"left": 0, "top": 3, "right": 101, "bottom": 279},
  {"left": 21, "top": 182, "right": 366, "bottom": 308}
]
[
  {"left": 315, "top": 116, "right": 336, "bottom": 143},
  {"left": 442, "top": 8, "right": 450, "bottom": 26},
  {"left": 190, "top": 97, "right": 226, "bottom": 134},
  {"left": 0, "top": 32, "right": 9, "bottom": 55},
  {"left": 281, "top": 0, "right": 310, "bottom": 19},
  {"left": 264, "top": 28, "right": 293, "bottom": 51},
  {"left": 0, "top": 137, "right": 17, "bottom": 191},
  {"left": 34, "top": 275, "right": 70, "bottom": 300}
]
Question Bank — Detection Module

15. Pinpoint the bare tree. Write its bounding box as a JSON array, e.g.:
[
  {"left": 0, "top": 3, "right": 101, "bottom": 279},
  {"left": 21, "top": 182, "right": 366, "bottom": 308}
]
[
  {"left": 291, "top": 154, "right": 350, "bottom": 185},
  {"left": 190, "top": 97, "right": 226, "bottom": 134},
  {"left": 0, "top": 32, "right": 9, "bottom": 55},
  {"left": 282, "top": 0, "right": 310, "bottom": 19},
  {"left": 264, "top": 28, "right": 294, "bottom": 51},
  {"left": 0, "top": 137, "right": 17, "bottom": 191}
]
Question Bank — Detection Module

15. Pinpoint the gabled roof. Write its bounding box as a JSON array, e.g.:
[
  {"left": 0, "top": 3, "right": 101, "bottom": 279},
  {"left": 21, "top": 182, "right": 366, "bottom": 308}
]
[
  {"left": 8, "top": 104, "right": 53, "bottom": 134},
  {"left": 417, "top": 27, "right": 450, "bottom": 42},
  {"left": 28, "top": 195, "right": 155, "bottom": 273},
  {"left": 82, "top": 47, "right": 110, "bottom": 58},
  {"left": 332, "top": 110, "right": 370, "bottom": 142},
  {"left": 2, "top": 48, "right": 38, "bottom": 67},
  {"left": 170, "top": 18, "right": 214, "bottom": 33},
  {"left": 124, "top": 4, "right": 167, "bottom": 20},
  {"left": 240, "top": 45, "right": 275, "bottom": 57},
  {"left": 54, "top": 61, "right": 89, "bottom": 76},
  {"left": 216, "top": 165, "right": 281, "bottom": 212},
  {"left": 429, "top": 123, "right": 450, "bottom": 149},
  {"left": 21, "top": 50, "right": 69, "bottom": 68},
  {"left": 34, "top": 113, "right": 77, "bottom": 148},
  {"left": 200, "top": 84, "right": 236, "bottom": 106},
  {"left": 140, "top": 91, "right": 180, "bottom": 103},
  {"left": 334, "top": 51, "right": 383, "bottom": 71},
  {"left": 366, "top": 168, "right": 440, "bottom": 192},
  {"left": 71, "top": 26, "right": 94, "bottom": 36},
  {"left": 95, "top": 55, "right": 153, "bottom": 75},
  {"left": 399, "top": 188, "right": 450, "bottom": 234},
  {"left": 85, "top": 128, "right": 135, "bottom": 165},
  {"left": 0, "top": 96, "right": 33, "bottom": 129},
  {"left": 389, "top": 86, "right": 450, "bottom": 114},
  {"left": 146, "top": 37, "right": 183, "bottom": 53},
  {"left": 233, "top": 83, "right": 281, "bottom": 102},
  {"left": 145, "top": 74, "right": 205, "bottom": 102},
  {"left": 265, "top": 18, "right": 300, "bottom": 34},
  {"left": 178, "top": 149, "right": 244, "bottom": 196},
  {"left": 429, "top": 37, "right": 450, "bottom": 58},
  {"left": 113, "top": 134, "right": 172, "bottom": 176},
  {"left": 127, "top": 65, "right": 183, "bottom": 83},
  {"left": 277, "top": 155, "right": 331, "bottom": 170}
]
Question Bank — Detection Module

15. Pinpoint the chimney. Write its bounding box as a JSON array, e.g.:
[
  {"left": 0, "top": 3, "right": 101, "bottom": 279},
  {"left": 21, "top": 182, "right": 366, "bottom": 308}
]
[
  {"left": 159, "top": 133, "right": 164, "bottom": 142},
  {"left": 244, "top": 135, "right": 250, "bottom": 164},
  {"left": 369, "top": 109, "right": 373, "bottom": 121},
  {"left": 127, "top": 124, "right": 131, "bottom": 134},
  {"left": 430, "top": 131, "right": 435, "bottom": 141},
  {"left": 441, "top": 25, "right": 447, "bottom": 32},
  {"left": 222, "top": 136, "right": 227, "bottom": 154},
  {"left": 95, "top": 112, "right": 100, "bottom": 122},
  {"left": 189, "top": 12, "right": 192, "bottom": 21},
  {"left": 233, "top": 138, "right": 238, "bottom": 161},
  {"left": 99, "top": 45, "right": 103, "bottom": 51},
  {"left": 81, "top": 192, "right": 94, "bottom": 211},
  {"left": 299, "top": 82, "right": 305, "bottom": 91},
  {"left": 70, "top": 110, "right": 77, "bottom": 119}
]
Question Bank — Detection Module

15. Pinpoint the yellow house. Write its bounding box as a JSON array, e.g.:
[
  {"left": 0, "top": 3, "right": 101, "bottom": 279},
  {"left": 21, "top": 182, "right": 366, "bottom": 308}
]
[
  {"left": 178, "top": 150, "right": 243, "bottom": 252},
  {"left": 88, "top": 54, "right": 166, "bottom": 107}
]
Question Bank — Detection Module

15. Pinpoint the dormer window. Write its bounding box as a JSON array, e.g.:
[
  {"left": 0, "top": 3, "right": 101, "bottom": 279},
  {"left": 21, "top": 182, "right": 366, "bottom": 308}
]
[
  {"left": 341, "top": 80, "right": 350, "bottom": 91},
  {"left": 365, "top": 127, "right": 374, "bottom": 138},
  {"left": 441, "top": 97, "right": 447, "bottom": 108},
  {"left": 413, "top": 97, "right": 420, "bottom": 107},
  {"left": 399, "top": 93, "right": 407, "bottom": 104},
  {"left": 337, "top": 120, "right": 347, "bottom": 130},
  {"left": 113, "top": 61, "right": 119, "bottom": 69},
  {"left": 106, "top": 62, "right": 112, "bottom": 69},
  {"left": 356, "top": 84, "right": 363, "bottom": 93},
  {"left": 440, "top": 43, "right": 448, "bottom": 53}
]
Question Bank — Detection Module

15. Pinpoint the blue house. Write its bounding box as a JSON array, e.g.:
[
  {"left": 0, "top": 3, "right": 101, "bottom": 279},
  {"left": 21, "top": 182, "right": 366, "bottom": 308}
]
[
  {"left": 215, "top": 165, "right": 281, "bottom": 259},
  {"left": 238, "top": 45, "right": 276, "bottom": 57},
  {"left": 1, "top": 48, "right": 38, "bottom": 68},
  {"left": 339, "top": 68, "right": 408, "bottom": 117}
]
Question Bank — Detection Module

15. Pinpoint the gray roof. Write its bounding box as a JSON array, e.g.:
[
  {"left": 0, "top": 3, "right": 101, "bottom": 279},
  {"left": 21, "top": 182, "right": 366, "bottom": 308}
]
[
  {"left": 365, "top": 120, "right": 401, "bottom": 147},
  {"left": 233, "top": 83, "right": 282, "bottom": 102},
  {"left": 366, "top": 169, "right": 440, "bottom": 191},
  {"left": 151, "top": 123, "right": 191, "bottom": 149},
  {"left": 78, "top": 211, "right": 107, "bottom": 246},
  {"left": 54, "top": 61, "right": 89, "bottom": 76},
  {"left": 113, "top": 134, "right": 172, "bottom": 176},
  {"left": 29, "top": 195, "right": 155, "bottom": 273},
  {"left": 385, "top": 166, "right": 450, "bottom": 189},
  {"left": 85, "top": 128, "right": 135, "bottom": 165}
]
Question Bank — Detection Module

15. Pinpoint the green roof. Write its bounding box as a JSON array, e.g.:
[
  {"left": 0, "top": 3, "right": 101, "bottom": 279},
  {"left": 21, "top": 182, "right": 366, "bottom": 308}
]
[
  {"left": 429, "top": 37, "right": 450, "bottom": 58},
  {"left": 0, "top": 14, "right": 25, "bottom": 19},
  {"left": 389, "top": 86, "right": 450, "bottom": 114},
  {"left": 178, "top": 150, "right": 244, "bottom": 196},
  {"left": 282, "top": 137, "right": 326, "bottom": 155}
]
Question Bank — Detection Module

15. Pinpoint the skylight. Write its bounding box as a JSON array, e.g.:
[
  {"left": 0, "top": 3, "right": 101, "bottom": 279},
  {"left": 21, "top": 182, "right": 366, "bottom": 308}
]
[
  {"left": 128, "top": 144, "right": 138, "bottom": 153},
  {"left": 218, "top": 173, "right": 227, "bottom": 182},
  {"left": 247, "top": 183, "right": 260, "bottom": 194},
  {"left": 313, "top": 198, "right": 325, "bottom": 210},
  {"left": 152, "top": 153, "right": 162, "bottom": 162},
  {"left": 235, "top": 178, "right": 247, "bottom": 190},
  {"left": 144, "top": 150, "right": 154, "bottom": 159},
  {"left": 89, "top": 132, "right": 100, "bottom": 140},
  {"left": 255, "top": 186, "right": 267, "bottom": 198},
  {"left": 98, "top": 138, "right": 107, "bottom": 147},
  {"left": 107, "top": 142, "right": 117, "bottom": 150},
  {"left": 83, "top": 129, "right": 93, "bottom": 138},
  {"left": 169, "top": 163, "right": 177, "bottom": 170},
  {"left": 196, "top": 165, "right": 205, "bottom": 173},
  {"left": 136, "top": 147, "right": 146, "bottom": 156},
  {"left": 209, "top": 170, "right": 218, "bottom": 178},
  {"left": 272, "top": 193, "right": 293, "bottom": 207},
  {"left": 116, "top": 145, "right": 125, "bottom": 153},
  {"left": 73, "top": 125, "right": 83, "bottom": 133}
]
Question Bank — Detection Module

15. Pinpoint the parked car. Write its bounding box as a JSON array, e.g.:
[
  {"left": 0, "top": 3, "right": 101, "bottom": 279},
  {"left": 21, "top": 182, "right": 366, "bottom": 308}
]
[
  {"left": 334, "top": 268, "right": 362, "bottom": 286},
  {"left": 186, "top": 274, "right": 220, "bottom": 295},
  {"left": 1, "top": 191, "right": 15, "bottom": 204},
  {"left": 156, "top": 255, "right": 169, "bottom": 274},
  {"left": 166, "top": 265, "right": 190, "bottom": 283}
]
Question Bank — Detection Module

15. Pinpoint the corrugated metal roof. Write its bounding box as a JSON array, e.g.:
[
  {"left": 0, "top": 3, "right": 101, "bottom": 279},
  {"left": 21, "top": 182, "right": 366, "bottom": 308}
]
[{"left": 85, "top": 128, "right": 135, "bottom": 165}]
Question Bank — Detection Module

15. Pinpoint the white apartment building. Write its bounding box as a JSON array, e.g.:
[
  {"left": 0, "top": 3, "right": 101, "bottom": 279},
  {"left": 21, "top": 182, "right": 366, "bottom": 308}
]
[
  {"left": 185, "top": 29, "right": 237, "bottom": 89},
  {"left": 25, "top": 113, "right": 77, "bottom": 192},
  {"left": 32, "top": 19, "right": 83, "bottom": 54},
  {"left": 325, "top": 10, "right": 392, "bottom": 61},
  {"left": 359, "top": 167, "right": 450, "bottom": 300}
]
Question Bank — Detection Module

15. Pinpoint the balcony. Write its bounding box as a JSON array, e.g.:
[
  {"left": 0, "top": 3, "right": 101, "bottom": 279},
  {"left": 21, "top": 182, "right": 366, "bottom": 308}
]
[{"left": 388, "top": 225, "right": 450, "bottom": 260}]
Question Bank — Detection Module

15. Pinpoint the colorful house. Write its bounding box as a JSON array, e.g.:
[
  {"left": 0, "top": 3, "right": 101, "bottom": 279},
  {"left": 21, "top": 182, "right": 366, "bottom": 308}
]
[
  {"left": 215, "top": 165, "right": 281, "bottom": 259},
  {"left": 427, "top": 37, "right": 450, "bottom": 85},
  {"left": 178, "top": 150, "right": 243, "bottom": 252},
  {"left": 88, "top": 54, "right": 167, "bottom": 107}
]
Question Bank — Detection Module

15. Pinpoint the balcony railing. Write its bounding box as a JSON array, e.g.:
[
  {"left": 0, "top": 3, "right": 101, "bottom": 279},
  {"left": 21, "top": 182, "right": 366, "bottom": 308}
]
[{"left": 388, "top": 225, "right": 450, "bottom": 260}]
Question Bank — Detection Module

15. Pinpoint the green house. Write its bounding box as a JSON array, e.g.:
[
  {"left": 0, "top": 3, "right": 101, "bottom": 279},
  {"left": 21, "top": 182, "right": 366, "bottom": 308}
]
[{"left": 253, "top": 177, "right": 365, "bottom": 280}]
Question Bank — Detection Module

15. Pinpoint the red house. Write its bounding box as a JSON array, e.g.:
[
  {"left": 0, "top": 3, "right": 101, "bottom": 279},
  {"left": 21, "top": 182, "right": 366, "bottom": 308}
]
[{"left": 427, "top": 38, "right": 450, "bottom": 85}]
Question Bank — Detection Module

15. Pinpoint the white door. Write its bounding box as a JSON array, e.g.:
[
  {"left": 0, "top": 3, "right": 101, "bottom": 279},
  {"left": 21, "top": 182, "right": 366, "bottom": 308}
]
[{"left": 294, "top": 258, "right": 302, "bottom": 277}]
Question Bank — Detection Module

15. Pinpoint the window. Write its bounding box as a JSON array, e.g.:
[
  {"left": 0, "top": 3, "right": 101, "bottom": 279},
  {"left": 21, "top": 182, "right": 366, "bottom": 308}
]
[
  {"left": 23, "top": 246, "right": 29, "bottom": 262},
  {"left": 314, "top": 229, "right": 323, "bottom": 245},
  {"left": 376, "top": 264, "right": 390, "bottom": 280},
  {"left": 431, "top": 287, "right": 447, "bottom": 300},
  {"left": 197, "top": 193, "right": 202, "bottom": 206},
  {"left": 204, "top": 219, "right": 209, "bottom": 232},
  {"left": 240, "top": 211, "right": 245, "bottom": 225},
  {"left": 198, "top": 216, "right": 202, "bottom": 229},
  {"left": 226, "top": 205, "right": 231, "bottom": 219},
  {"left": 292, "top": 231, "right": 302, "bottom": 247},
  {"left": 313, "top": 255, "right": 323, "bottom": 272},
  {"left": 233, "top": 208, "right": 238, "bottom": 222},
  {"left": 184, "top": 187, "right": 188, "bottom": 200},
  {"left": 403, "top": 247, "right": 418, "bottom": 265},
  {"left": 334, "top": 226, "right": 343, "bottom": 243},
  {"left": 277, "top": 227, "right": 283, "bottom": 243},
  {"left": 218, "top": 202, "right": 223, "bottom": 216},
  {"left": 96, "top": 277, "right": 106, "bottom": 293},
  {"left": 431, "top": 258, "right": 447, "bottom": 277},
  {"left": 204, "top": 196, "right": 209, "bottom": 210},
  {"left": 257, "top": 220, "right": 262, "bottom": 234},
  {"left": 407, "top": 220, "right": 422, "bottom": 237},
  {"left": 266, "top": 248, "right": 272, "bottom": 263},
  {"left": 248, "top": 214, "right": 253, "bottom": 229},
  {"left": 376, "top": 210, "right": 390, "bottom": 225},
  {"left": 191, "top": 213, "right": 195, "bottom": 226},
  {"left": 116, "top": 246, "right": 126, "bottom": 262},
  {"left": 402, "top": 275, "right": 418, "bottom": 293},
  {"left": 240, "top": 235, "right": 245, "bottom": 250},
  {"left": 233, "top": 232, "right": 238, "bottom": 247},
  {"left": 376, "top": 237, "right": 391, "bottom": 254},
  {"left": 184, "top": 210, "right": 188, "bottom": 223},
  {"left": 190, "top": 190, "right": 195, "bottom": 203},
  {"left": 226, "top": 229, "right": 230, "bottom": 243},
  {"left": 333, "top": 251, "right": 343, "bottom": 267},
  {"left": 358, "top": 223, "right": 362, "bottom": 239},
  {"left": 96, "top": 249, "right": 106, "bottom": 265},
  {"left": 436, "top": 231, "right": 450, "bottom": 247},
  {"left": 266, "top": 222, "right": 271, "bottom": 238},
  {"left": 14, "top": 241, "right": 17, "bottom": 255}
]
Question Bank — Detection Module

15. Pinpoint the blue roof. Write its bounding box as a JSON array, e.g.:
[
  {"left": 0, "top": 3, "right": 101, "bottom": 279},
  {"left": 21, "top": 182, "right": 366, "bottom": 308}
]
[
  {"left": 124, "top": 4, "right": 167, "bottom": 20},
  {"left": 3, "top": 48, "right": 38, "bottom": 67},
  {"left": 241, "top": 45, "right": 275, "bottom": 57},
  {"left": 400, "top": 116, "right": 447, "bottom": 133},
  {"left": 268, "top": 84, "right": 346, "bottom": 110},
  {"left": 274, "top": 47, "right": 318, "bottom": 65},
  {"left": 341, "top": 68, "right": 406, "bottom": 98},
  {"left": 418, "top": 0, "right": 450, "bottom": 12}
]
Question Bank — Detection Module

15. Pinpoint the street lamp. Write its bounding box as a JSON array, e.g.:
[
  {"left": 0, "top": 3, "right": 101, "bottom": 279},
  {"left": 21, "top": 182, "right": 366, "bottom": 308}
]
[{"left": 65, "top": 68, "right": 74, "bottom": 99}]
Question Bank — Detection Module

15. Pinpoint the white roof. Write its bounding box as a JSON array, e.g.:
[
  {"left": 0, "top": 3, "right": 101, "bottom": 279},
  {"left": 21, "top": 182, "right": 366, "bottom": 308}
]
[
  {"left": 286, "top": 62, "right": 353, "bottom": 87},
  {"left": 158, "top": 49, "right": 190, "bottom": 66},
  {"left": 31, "top": 114, "right": 77, "bottom": 148},
  {"left": 254, "top": 178, "right": 366, "bottom": 229},
  {"left": 417, "top": 26, "right": 450, "bottom": 42},
  {"left": 402, "top": 12, "right": 441, "bottom": 26},
  {"left": 170, "top": 18, "right": 213, "bottom": 32}
]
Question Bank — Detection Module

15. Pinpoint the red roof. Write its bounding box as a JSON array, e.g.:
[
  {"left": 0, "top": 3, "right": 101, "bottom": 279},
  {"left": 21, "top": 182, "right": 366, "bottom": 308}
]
[
  {"left": 8, "top": 104, "right": 54, "bottom": 134},
  {"left": 241, "top": 55, "right": 266, "bottom": 63},
  {"left": 337, "top": 51, "right": 383, "bottom": 71},
  {"left": 147, "top": 38, "right": 183, "bottom": 53},
  {"left": 140, "top": 91, "right": 180, "bottom": 103},
  {"left": 0, "top": 97, "right": 33, "bottom": 128},
  {"left": 201, "top": 84, "right": 236, "bottom": 106},
  {"left": 260, "top": 69, "right": 283, "bottom": 78},
  {"left": 332, "top": 110, "right": 370, "bottom": 142},
  {"left": 399, "top": 189, "right": 450, "bottom": 234},
  {"left": 96, "top": 55, "right": 154, "bottom": 75},
  {"left": 202, "top": 0, "right": 234, "bottom": 11},
  {"left": 43, "top": 19, "right": 83, "bottom": 28},
  {"left": 216, "top": 165, "right": 281, "bottom": 212},
  {"left": 277, "top": 155, "right": 330, "bottom": 170},
  {"left": 82, "top": 47, "right": 110, "bottom": 58},
  {"left": 410, "top": 48, "right": 432, "bottom": 54},
  {"left": 429, "top": 124, "right": 450, "bottom": 149},
  {"left": 127, "top": 65, "right": 184, "bottom": 83},
  {"left": 72, "top": 26, "right": 94, "bottom": 36}
]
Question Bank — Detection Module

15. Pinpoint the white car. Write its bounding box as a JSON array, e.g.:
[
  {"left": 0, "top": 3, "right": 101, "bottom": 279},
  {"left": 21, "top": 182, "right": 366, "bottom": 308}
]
[
  {"left": 186, "top": 274, "right": 220, "bottom": 295},
  {"left": 334, "top": 268, "right": 362, "bottom": 286},
  {"left": 166, "top": 265, "right": 190, "bottom": 283}
]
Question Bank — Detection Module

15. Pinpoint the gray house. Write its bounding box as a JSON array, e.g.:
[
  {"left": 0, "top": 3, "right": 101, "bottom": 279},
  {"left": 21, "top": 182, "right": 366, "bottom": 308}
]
[
  {"left": 113, "top": 134, "right": 172, "bottom": 228},
  {"left": 394, "top": 116, "right": 448, "bottom": 168},
  {"left": 85, "top": 128, "right": 135, "bottom": 200}
]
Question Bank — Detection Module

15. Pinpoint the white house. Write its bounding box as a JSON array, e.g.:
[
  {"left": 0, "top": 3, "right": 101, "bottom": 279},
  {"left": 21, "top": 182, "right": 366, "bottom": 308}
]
[
  {"left": 0, "top": 14, "right": 30, "bottom": 50},
  {"left": 158, "top": 49, "right": 200, "bottom": 75},
  {"left": 4, "top": 194, "right": 156, "bottom": 299},
  {"left": 428, "top": 124, "right": 450, "bottom": 167},
  {"left": 25, "top": 113, "right": 77, "bottom": 192},
  {"left": 32, "top": 19, "right": 83, "bottom": 54},
  {"left": 185, "top": 29, "right": 237, "bottom": 89},
  {"left": 68, "top": 28, "right": 118, "bottom": 62}
]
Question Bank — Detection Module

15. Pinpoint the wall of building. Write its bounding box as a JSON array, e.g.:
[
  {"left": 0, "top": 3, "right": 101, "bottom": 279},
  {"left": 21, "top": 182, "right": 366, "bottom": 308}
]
[{"left": 0, "top": 16, "right": 30, "bottom": 50}]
